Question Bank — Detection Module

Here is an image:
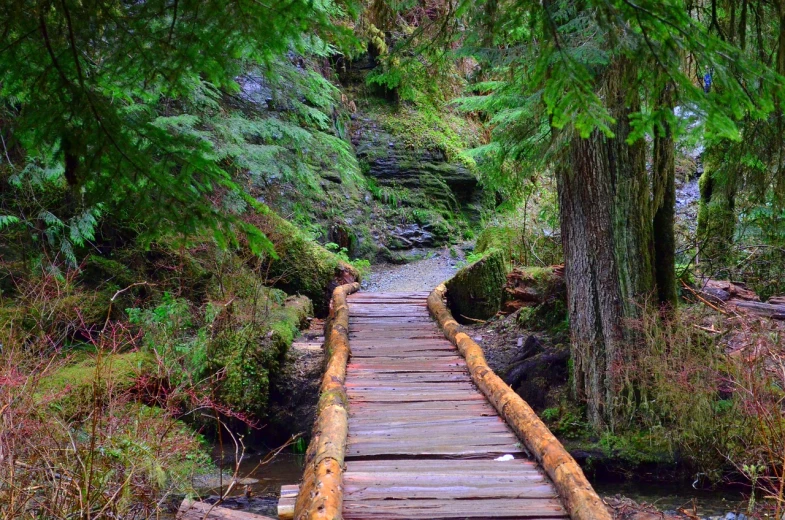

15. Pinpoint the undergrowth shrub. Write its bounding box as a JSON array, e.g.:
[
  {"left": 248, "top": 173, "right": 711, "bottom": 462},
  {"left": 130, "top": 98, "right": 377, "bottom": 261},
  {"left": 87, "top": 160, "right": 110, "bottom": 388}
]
[
  {"left": 611, "top": 303, "right": 785, "bottom": 508},
  {"left": 476, "top": 182, "right": 562, "bottom": 268},
  {"left": 0, "top": 319, "right": 209, "bottom": 519}
]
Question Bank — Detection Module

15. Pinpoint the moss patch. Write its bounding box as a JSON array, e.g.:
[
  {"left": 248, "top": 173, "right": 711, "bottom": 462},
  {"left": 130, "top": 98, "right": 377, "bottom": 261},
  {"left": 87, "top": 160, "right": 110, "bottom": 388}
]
[
  {"left": 37, "top": 351, "right": 155, "bottom": 417},
  {"left": 251, "top": 205, "right": 357, "bottom": 315},
  {"left": 211, "top": 294, "right": 314, "bottom": 417},
  {"left": 476, "top": 226, "right": 521, "bottom": 266}
]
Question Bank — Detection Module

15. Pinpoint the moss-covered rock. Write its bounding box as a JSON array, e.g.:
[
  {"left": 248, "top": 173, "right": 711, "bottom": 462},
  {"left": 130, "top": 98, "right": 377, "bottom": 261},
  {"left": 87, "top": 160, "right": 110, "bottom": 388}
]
[
  {"left": 212, "top": 294, "right": 314, "bottom": 417},
  {"left": 445, "top": 248, "right": 507, "bottom": 322}
]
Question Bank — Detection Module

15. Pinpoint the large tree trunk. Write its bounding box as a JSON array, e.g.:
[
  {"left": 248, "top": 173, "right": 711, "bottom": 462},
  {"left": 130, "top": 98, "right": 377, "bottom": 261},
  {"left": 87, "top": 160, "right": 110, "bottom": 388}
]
[
  {"left": 556, "top": 58, "right": 654, "bottom": 429},
  {"left": 697, "top": 163, "right": 737, "bottom": 270},
  {"left": 653, "top": 83, "right": 678, "bottom": 308}
]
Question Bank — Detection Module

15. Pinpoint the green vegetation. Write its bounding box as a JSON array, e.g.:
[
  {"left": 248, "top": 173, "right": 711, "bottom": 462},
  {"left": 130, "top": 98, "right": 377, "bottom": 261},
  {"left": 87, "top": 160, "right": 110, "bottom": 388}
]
[{"left": 368, "top": 104, "right": 479, "bottom": 167}]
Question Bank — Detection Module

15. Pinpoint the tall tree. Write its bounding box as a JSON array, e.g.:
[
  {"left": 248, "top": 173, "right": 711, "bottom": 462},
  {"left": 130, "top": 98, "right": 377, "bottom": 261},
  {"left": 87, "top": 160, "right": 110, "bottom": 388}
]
[{"left": 457, "top": 0, "right": 781, "bottom": 428}]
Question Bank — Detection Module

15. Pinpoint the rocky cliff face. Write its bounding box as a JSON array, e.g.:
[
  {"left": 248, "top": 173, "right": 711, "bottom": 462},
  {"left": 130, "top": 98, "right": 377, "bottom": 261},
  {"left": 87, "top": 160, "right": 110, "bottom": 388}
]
[
  {"left": 355, "top": 125, "right": 478, "bottom": 205},
  {"left": 350, "top": 114, "right": 482, "bottom": 252},
  {"left": 239, "top": 53, "right": 487, "bottom": 262}
]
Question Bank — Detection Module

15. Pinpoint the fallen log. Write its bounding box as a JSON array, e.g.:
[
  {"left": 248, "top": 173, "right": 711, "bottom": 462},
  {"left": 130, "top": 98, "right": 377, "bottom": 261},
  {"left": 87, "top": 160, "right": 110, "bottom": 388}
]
[
  {"left": 733, "top": 301, "right": 785, "bottom": 320},
  {"left": 502, "top": 265, "right": 565, "bottom": 315},
  {"left": 292, "top": 282, "right": 360, "bottom": 520},
  {"left": 701, "top": 279, "right": 759, "bottom": 301},
  {"left": 428, "top": 283, "right": 611, "bottom": 520},
  {"left": 177, "top": 499, "right": 275, "bottom": 520}
]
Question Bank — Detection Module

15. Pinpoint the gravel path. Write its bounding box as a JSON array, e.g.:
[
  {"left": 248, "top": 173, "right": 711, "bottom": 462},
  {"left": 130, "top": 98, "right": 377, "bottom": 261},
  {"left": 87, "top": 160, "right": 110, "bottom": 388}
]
[{"left": 362, "top": 246, "right": 467, "bottom": 293}]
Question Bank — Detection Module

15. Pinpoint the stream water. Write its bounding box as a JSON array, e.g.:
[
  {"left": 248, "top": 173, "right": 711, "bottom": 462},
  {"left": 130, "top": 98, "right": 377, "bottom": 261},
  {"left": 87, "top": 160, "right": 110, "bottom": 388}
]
[
  {"left": 194, "top": 448, "right": 306, "bottom": 517},
  {"left": 203, "top": 447, "right": 750, "bottom": 519},
  {"left": 594, "top": 479, "right": 749, "bottom": 518}
]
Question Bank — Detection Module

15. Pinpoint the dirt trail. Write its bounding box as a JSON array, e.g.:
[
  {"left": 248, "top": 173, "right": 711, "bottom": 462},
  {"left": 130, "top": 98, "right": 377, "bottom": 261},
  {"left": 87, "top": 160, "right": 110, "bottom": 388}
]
[{"left": 362, "top": 247, "right": 466, "bottom": 293}]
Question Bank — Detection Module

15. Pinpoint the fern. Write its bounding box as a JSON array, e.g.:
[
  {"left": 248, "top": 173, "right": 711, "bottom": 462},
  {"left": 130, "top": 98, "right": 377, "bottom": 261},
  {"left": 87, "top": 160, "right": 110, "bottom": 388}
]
[{"left": 0, "top": 215, "right": 20, "bottom": 230}]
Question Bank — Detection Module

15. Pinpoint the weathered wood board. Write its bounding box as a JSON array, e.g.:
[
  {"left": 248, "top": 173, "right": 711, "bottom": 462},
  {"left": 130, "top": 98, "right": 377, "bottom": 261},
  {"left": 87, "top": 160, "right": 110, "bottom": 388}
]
[
  {"left": 177, "top": 499, "right": 276, "bottom": 520},
  {"left": 341, "top": 292, "right": 569, "bottom": 519}
]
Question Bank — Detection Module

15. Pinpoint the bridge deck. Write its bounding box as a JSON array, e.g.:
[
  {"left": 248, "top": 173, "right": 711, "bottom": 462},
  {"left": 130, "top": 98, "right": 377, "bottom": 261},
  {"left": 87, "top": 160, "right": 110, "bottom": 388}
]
[{"left": 342, "top": 292, "right": 568, "bottom": 520}]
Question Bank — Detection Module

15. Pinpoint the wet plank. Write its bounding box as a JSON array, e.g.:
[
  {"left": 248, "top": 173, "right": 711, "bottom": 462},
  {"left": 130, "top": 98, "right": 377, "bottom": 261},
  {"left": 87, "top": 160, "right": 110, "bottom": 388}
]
[
  {"left": 341, "top": 292, "right": 567, "bottom": 519},
  {"left": 343, "top": 498, "right": 567, "bottom": 519}
]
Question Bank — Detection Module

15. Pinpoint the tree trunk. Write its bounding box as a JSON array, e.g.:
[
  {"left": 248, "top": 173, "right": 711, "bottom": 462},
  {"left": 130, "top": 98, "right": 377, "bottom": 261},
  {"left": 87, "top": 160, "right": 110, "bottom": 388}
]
[
  {"left": 697, "top": 165, "right": 736, "bottom": 270},
  {"left": 653, "top": 83, "right": 678, "bottom": 308},
  {"left": 556, "top": 58, "right": 654, "bottom": 429}
]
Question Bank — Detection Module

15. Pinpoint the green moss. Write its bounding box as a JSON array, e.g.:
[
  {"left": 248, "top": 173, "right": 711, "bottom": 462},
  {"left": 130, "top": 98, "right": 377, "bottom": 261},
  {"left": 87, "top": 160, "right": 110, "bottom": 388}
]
[
  {"left": 476, "top": 226, "right": 521, "bottom": 267},
  {"left": 37, "top": 351, "right": 155, "bottom": 417},
  {"left": 369, "top": 105, "right": 478, "bottom": 166},
  {"left": 584, "top": 431, "right": 675, "bottom": 466},
  {"left": 445, "top": 248, "right": 507, "bottom": 321},
  {"left": 212, "top": 294, "right": 313, "bottom": 417},
  {"left": 82, "top": 255, "right": 137, "bottom": 289},
  {"left": 697, "top": 169, "right": 736, "bottom": 266},
  {"left": 258, "top": 206, "right": 357, "bottom": 314}
]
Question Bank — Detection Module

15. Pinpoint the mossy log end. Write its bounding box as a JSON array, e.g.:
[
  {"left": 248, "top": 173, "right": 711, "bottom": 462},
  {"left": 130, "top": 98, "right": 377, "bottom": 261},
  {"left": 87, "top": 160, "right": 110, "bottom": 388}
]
[
  {"left": 445, "top": 248, "right": 507, "bottom": 322},
  {"left": 428, "top": 284, "right": 612, "bottom": 520},
  {"left": 293, "top": 282, "right": 359, "bottom": 520}
]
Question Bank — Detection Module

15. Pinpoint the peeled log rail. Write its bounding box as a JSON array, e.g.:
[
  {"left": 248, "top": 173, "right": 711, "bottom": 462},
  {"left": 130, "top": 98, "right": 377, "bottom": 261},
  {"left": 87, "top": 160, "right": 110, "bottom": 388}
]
[
  {"left": 428, "top": 283, "right": 612, "bottom": 520},
  {"left": 293, "top": 282, "right": 360, "bottom": 520}
]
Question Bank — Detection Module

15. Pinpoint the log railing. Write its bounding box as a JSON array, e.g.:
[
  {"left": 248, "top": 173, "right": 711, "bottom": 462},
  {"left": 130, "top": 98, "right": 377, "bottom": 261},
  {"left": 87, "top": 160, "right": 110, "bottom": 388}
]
[
  {"left": 293, "top": 282, "right": 359, "bottom": 520},
  {"left": 427, "top": 283, "right": 612, "bottom": 520}
]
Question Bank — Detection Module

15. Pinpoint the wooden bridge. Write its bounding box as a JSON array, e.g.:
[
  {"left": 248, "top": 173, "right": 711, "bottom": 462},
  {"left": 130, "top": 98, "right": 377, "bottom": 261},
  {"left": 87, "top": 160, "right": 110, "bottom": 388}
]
[{"left": 283, "top": 284, "right": 611, "bottom": 520}]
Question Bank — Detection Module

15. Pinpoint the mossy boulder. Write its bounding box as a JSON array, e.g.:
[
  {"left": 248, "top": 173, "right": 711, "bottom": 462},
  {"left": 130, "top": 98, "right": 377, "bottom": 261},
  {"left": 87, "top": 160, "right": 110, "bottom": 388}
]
[
  {"left": 212, "top": 294, "right": 313, "bottom": 417},
  {"left": 445, "top": 248, "right": 507, "bottom": 322}
]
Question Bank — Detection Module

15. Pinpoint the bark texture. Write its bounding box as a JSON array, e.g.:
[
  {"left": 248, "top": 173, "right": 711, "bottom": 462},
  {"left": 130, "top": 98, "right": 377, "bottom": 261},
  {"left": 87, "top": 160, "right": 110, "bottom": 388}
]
[
  {"left": 653, "top": 83, "right": 678, "bottom": 308},
  {"left": 556, "top": 58, "right": 655, "bottom": 428}
]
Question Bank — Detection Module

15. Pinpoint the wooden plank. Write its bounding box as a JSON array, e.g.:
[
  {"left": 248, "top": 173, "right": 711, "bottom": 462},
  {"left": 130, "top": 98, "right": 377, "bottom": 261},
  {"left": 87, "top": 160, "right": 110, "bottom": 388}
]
[
  {"left": 348, "top": 393, "right": 487, "bottom": 403},
  {"left": 346, "top": 444, "right": 525, "bottom": 457},
  {"left": 348, "top": 400, "right": 494, "bottom": 411},
  {"left": 177, "top": 499, "right": 275, "bottom": 520},
  {"left": 348, "top": 416, "right": 509, "bottom": 429},
  {"left": 344, "top": 483, "right": 558, "bottom": 500},
  {"left": 342, "top": 498, "right": 568, "bottom": 519},
  {"left": 347, "top": 375, "right": 473, "bottom": 384},
  {"left": 277, "top": 485, "right": 298, "bottom": 520},
  {"left": 347, "top": 432, "right": 518, "bottom": 445},
  {"left": 345, "top": 459, "right": 540, "bottom": 473},
  {"left": 346, "top": 380, "right": 474, "bottom": 388}
]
